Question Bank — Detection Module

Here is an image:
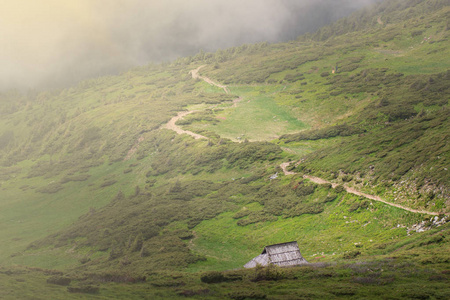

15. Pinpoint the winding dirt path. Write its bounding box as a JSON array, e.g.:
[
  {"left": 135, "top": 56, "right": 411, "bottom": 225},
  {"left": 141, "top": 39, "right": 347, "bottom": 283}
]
[
  {"left": 163, "top": 66, "right": 239, "bottom": 139},
  {"left": 190, "top": 65, "right": 230, "bottom": 94},
  {"left": 280, "top": 161, "right": 297, "bottom": 176},
  {"left": 377, "top": 16, "right": 384, "bottom": 25},
  {"left": 163, "top": 111, "right": 207, "bottom": 140},
  {"left": 281, "top": 161, "right": 447, "bottom": 216}
]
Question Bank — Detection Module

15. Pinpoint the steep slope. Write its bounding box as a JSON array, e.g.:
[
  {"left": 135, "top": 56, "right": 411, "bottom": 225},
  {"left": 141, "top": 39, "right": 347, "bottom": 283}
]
[{"left": 0, "top": 0, "right": 449, "bottom": 298}]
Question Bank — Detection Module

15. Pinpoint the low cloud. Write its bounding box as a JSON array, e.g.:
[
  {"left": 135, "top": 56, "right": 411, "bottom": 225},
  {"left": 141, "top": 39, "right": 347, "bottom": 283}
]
[{"left": 0, "top": 0, "right": 379, "bottom": 90}]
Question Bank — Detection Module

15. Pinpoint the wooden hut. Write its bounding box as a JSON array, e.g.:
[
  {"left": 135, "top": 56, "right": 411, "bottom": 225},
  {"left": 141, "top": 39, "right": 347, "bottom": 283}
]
[{"left": 244, "top": 241, "right": 308, "bottom": 268}]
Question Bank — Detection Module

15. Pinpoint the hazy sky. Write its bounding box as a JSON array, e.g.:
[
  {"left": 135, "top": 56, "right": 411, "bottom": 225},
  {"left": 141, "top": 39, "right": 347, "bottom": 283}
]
[{"left": 0, "top": 0, "right": 379, "bottom": 90}]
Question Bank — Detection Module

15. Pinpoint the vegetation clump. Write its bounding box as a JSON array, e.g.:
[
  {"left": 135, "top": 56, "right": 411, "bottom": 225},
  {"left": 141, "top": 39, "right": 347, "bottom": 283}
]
[
  {"left": 0, "top": 1, "right": 449, "bottom": 298},
  {"left": 46, "top": 276, "right": 71, "bottom": 286}
]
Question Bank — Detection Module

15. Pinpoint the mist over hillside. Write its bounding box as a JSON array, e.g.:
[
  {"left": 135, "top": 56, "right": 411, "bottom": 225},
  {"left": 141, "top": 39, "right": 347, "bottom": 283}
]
[{"left": 0, "top": 0, "right": 380, "bottom": 90}]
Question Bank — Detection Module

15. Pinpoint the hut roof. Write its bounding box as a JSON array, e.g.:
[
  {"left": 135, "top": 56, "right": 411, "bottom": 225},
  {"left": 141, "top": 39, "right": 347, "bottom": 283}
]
[{"left": 244, "top": 241, "right": 308, "bottom": 268}]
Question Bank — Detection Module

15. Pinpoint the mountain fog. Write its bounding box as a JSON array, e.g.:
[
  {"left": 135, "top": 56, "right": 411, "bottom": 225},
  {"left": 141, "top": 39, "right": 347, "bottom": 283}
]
[{"left": 0, "top": 0, "right": 380, "bottom": 90}]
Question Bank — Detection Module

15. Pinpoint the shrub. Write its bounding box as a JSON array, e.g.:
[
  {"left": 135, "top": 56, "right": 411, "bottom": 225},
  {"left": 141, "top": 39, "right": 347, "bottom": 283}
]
[
  {"left": 419, "top": 235, "right": 444, "bottom": 246},
  {"left": 411, "top": 30, "right": 423, "bottom": 37},
  {"left": 352, "top": 276, "right": 381, "bottom": 285},
  {"left": 233, "top": 209, "right": 250, "bottom": 219},
  {"left": 60, "top": 174, "right": 90, "bottom": 183},
  {"left": 330, "top": 286, "right": 357, "bottom": 296},
  {"left": 228, "top": 291, "right": 267, "bottom": 300},
  {"left": 67, "top": 285, "right": 99, "bottom": 294},
  {"left": 100, "top": 180, "right": 117, "bottom": 188},
  {"left": 341, "top": 174, "right": 352, "bottom": 182},
  {"left": 295, "top": 182, "right": 316, "bottom": 196},
  {"left": 343, "top": 250, "right": 361, "bottom": 259},
  {"left": 286, "top": 203, "right": 324, "bottom": 218},
  {"left": 335, "top": 185, "right": 345, "bottom": 193},
  {"left": 284, "top": 73, "right": 305, "bottom": 83},
  {"left": 47, "top": 276, "right": 71, "bottom": 286},
  {"left": 251, "top": 264, "right": 286, "bottom": 282},
  {"left": 324, "top": 193, "right": 338, "bottom": 203},
  {"left": 340, "top": 64, "right": 360, "bottom": 72},
  {"left": 348, "top": 200, "right": 369, "bottom": 212},
  {"left": 36, "top": 183, "right": 63, "bottom": 194},
  {"left": 200, "top": 271, "right": 226, "bottom": 284},
  {"left": 177, "top": 289, "right": 211, "bottom": 297}
]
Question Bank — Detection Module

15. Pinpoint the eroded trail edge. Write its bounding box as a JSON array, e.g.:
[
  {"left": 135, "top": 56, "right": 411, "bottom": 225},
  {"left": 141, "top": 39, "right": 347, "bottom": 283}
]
[
  {"left": 164, "top": 111, "right": 207, "bottom": 140},
  {"left": 281, "top": 161, "right": 447, "bottom": 216},
  {"left": 190, "top": 65, "right": 230, "bottom": 94}
]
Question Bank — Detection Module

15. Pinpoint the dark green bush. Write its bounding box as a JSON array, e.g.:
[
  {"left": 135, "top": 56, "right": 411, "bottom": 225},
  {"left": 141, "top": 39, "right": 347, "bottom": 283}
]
[
  {"left": 341, "top": 174, "right": 352, "bottom": 182},
  {"left": 177, "top": 289, "right": 211, "bottom": 297},
  {"left": 60, "top": 174, "right": 90, "bottom": 183},
  {"left": 343, "top": 250, "right": 361, "bottom": 259},
  {"left": 411, "top": 30, "right": 423, "bottom": 37},
  {"left": 251, "top": 264, "right": 286, "bottom": 282},
  {"left": 286, "top": 203, "right": 324, "bottom": 218},
  {"left": 233, "top": 209, "right": 250, "bottom": 219},
  {"left": 100, "top": 180, "right": 117, "bottom": 188},
  {"left": 228, "top": 291, "right": 267, "bottom": 300},
  {"left": 348, "top": 200, "right": 369, "bottom": 212},
  {"left": 419, "top": 235, "right": 445, "bottom": 246},
  {"left": 36, "top": 183, "right": 63, "bottom": 194},
  {"left": 335, "top": 185, "right": 345, "bottom": 193},
  {"left": 200, "top": 271, "right": 226, "bottom": 284},
  {"left": 284, "top": 73, "right": 305, "bottom": 83},
  {"left": 324, "top": 193, "right": 338, "bottom": 203},
  {"left": 67, "top": 285, "right": 99, "bottom": 294},
  {"left": 47, "top": 276, "right": 71, "bottom": 286},
  {"left": 339, "top": 64, "right": 360, "bottom": 72},
  {"left": 295, "top": 181, "right": 317, "bottom": 196}
]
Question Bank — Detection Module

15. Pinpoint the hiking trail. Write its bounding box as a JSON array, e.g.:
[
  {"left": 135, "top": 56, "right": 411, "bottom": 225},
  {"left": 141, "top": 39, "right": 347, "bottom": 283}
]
[
  {"left": 161, "top": 65, "right": 239, "bottom": 140},
  {"left": 190, "top": 65, "right": 230, "bottom": 94},
  {"left": 163, "top": 110, "right": 207, "bottom": 140},
  {"left": 280, "top": 161, "right": 447, "bottom": 216}
]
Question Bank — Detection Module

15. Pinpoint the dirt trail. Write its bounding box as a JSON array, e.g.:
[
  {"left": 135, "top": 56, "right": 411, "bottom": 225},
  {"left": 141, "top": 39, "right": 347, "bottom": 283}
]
[
  {"left": 163, "top": 66, "right": 240, "bottom": 139},
  {"left": 163, "top": 111, "right": 207, "bottom": 140},
  {"left": 377, "top": 16, "right": 384, "bottom": 25},
  {"left": 281, "top": 162, "right": 447, "bottom": 216},
  {"left": 190, "top": 65, "right": 230, "bottom": 94},
  {"left": 232, "top": 97, "right": 243, "bottom": 107},
  {"left": 280, "top": 161, "right": 297, "bottom": 176}
]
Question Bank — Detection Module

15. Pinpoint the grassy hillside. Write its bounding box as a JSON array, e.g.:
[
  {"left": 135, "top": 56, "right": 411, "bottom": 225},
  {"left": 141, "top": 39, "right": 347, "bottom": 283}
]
[{"left": 0, "top": 0, "right": 449, "bottom": 298}]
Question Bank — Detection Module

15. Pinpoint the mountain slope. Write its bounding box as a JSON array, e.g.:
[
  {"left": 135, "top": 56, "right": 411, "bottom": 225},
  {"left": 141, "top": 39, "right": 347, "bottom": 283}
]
[{"left": 0, "top": 0, "right": 449, "bottom": 298}]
